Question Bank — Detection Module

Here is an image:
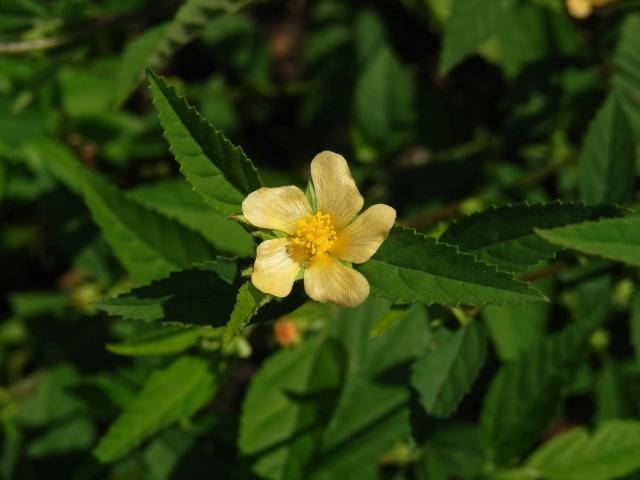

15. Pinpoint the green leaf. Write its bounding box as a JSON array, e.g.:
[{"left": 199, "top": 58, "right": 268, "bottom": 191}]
[
  {"left": 353, "top": 46, "right": 416, "bottom": 157},
  {"left": 613, "top": 15, "right": 640, "bottom": 140},
  {"left": 536, "top": 216, "right": 640, "bottom": 268},
  {"left": 81, "top": 167, "right": 217, "bottom": 284},
  {"left": 579, "top": 94, "right": 636, "bottom": 204},
  {"left": 148, "top": 70, "right": 262, "bottom": 215},
  {"left": 632, "top": 293, "right": 640, "bottom": 367},
  {"left": 239, "top": 339, "right": 344, "bottom": 480},
  {"left": 94, "top": 356, "right": 218, "bottom": 463},
  {"left": 439, "top": 0, "right": 513, "bottom": 73},
  {"left": 223, "top": 282, "right": 270, "bottom": 347},
  {"left": 239, "top": 299, "right": 430, "bottom": 480},
  {"left": 482, "top": 290, "right": 550, "bottom": 362},
  {"left": 440, "top": 202, "right": 621, "bottom": 272},
  {"left": 128, "top": 179, "right": 254, "bottom": 257},
  {"left": 95, "top": 260, "right": 238, "bottom": 326},
  {"left": 480, "top": 314, "right": 603, "bottom": 462},
  {"left": 411, "top": 321, "right": 487, "bottom": 418},
  {"left": 311, "top": 301, "right": 429, "bottom": 479},
  {"left": 27, "top": 417, "right": 95, "bottom": 458},
  {"left": 357, "top": 227, "right": 545, "bottom": 306},
  {"left": 115, "top": 0, "right": 251, "bottom": 107},
  {"left": 114, "top": 23, "right": 168, "bottom": 108},
  {"left": 595, "top": 359, "right": 638, "bottom": 425},
  {"left": 106, "top": 325, "right": 205, "bottom": 356},
  {"left": 522, "top": 421, "right": 640, "bottom": 480}
]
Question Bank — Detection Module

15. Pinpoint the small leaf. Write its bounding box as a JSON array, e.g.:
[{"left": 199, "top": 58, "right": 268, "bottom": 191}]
[
  {"left": 353, "top": 46, "right": 416, "bottom": 156},
  {"left": 579, "top": 94, "right": 636, "bottom": 204},
  {"left": 536, "top": 216, "right": 640, "bottom": 268},
  {"left": 95, "top": 260, "right": 238, "bottom": 326},
  {"left": 439, "top": 0, "right": 513, "bottom": 73},
  {"left": 613, "top": 14, "right": 640, "bottom": 140},
  {"left": 440, "top": 202, "right": 621, "bottom": 272},
  {"left": 106, "top": 325, "right": 205, "bottom": 356},
  {"left": 357, "top": 227, "right": 545, "bottom": 306},
  {"left": 223, "top": 282, "right": 270, "bottom": 347},
  {"left": 115, "top": 0, "right": 250, "bottom": 106},
  {"left": 411, "top": 321, "right": 487, "bottom": 417},
  {"left": 148, "top": 71, "right": 262, "bottom": 215},
  {"left": 114, "top": 23, "right": 168, "bottom": 108},
  {"left": 522, "top": 421, "right": 640, "bottom": 480},
  {"left": 94, "top": 356, "right": 217, "bottom": 463}
]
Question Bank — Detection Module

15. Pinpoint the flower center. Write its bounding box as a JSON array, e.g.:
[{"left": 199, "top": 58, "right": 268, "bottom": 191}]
[{"left": 293, "top": 211, "right": 337, "bottom": 256}]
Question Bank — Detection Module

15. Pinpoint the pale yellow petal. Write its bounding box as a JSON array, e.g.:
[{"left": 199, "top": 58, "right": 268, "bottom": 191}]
[
  {"left": 242, "top": 186, "right": 311, "bottom": 234},
  {"left": 330, "top": 204, "right": 396, "bottom": 264},
  {"left": 304, "top": 254, "right": 369, "bottom": 308},
  {"left": 566, "top": 0, "right": 592, "bottom": 18},
  {"left": 310, "top": 151, "right": 364, "bottom": 229},
  {"left": 252, "top": 238, "right": 307, "bottom": 297}
]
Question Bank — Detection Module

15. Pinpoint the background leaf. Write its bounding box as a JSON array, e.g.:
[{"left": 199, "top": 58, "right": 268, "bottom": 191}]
[
  {"left": 579, "top": 94, "right": 636, "bottom": 204},
  {"left": 94, "top": 356, "right": 218, "bottom": 463},
  {"left": 537, "top": 216, "right": 640, "bottom": 268},
  {"left": 521, "top": 421, "right": 640, "bottom": 480},
  {"left": 411, "top": 321, "right": 487, "bottom": 418},
  {"left": 95, "top": 260, "right": 238, "bottom": 326},
  {"left": 358, "top": 227, "right": 545, "bottom": 306},
  {"left": 440, "top": 202, "right": 620, "bottom": 272}
]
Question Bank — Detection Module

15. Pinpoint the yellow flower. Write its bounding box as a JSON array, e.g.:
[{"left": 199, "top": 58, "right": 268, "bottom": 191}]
[
  {"left": 566, "top": 0, "right": 614, "bottom": 19},
  {"left": 242, "top": 151, "right": 396, "bottom": 308}
]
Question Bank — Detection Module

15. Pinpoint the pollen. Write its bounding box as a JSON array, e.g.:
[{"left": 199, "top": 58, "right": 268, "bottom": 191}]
[{"left": 293, "top": 211, "right": 337, "bottom": 256}]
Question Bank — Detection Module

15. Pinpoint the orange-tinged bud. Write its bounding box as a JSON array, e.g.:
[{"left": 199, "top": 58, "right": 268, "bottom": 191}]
[{"left": 274, "top": 318, "right": 301, "bottom": 347}]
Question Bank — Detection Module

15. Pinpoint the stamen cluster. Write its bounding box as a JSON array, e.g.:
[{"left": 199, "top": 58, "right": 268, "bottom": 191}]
[{"left": 293, "top": 211, "right": 337, "bottom": 255}]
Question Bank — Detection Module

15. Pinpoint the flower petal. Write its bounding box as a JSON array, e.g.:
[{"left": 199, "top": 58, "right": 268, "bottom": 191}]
[
  {"left": 242, "top": 186, "right": 311, "bottom": 234},
  {"left": 311, "top": 151, "right": 364, "bottom": 229},
  {"left": 252, "top": 238, "right": 306, "bottom": 297},
  {"left": 331, "top": 204, "right": 396, "bottom": 264},
  {"left": 566, "top": 0, "right": 592, "bottom": 18},
  {"left": 304, "top": 254, "right": 369, "bottom": 308}
]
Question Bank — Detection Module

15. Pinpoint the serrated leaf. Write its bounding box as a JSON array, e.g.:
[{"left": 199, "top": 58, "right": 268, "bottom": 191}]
[
  {"left": 95, "top": 260, "right": 238, "bottom": 326},
  {"left": 223, "top": 282, "right": 269, "bottom": 347},
  {"left": 128, "top": 179, "right": 254, "bottom": 257},
  {"left": 440, "top": 202, "right": 621, "bottom": 272},
  {"left": 480, "top": 312, "right": 604, "bottom": 462},
  {"left": 579, "top": 94, "right": 636, "bottom": 204},
  {"left": 439, "top": 0, "right": 513, "bottom": 73},
  {"left": 411, "top": 321, "right": 487, "bottom": 418},
  {"left": 106, "top": 325, "right": 205, "bottom": 356},
  {"left": 115, "top": 0, "right": 250, "bottom": 107},
  {"left": 94, "top": 356, "right": 217, "bottom": 463},
  {"left": 613, "top": 15, "right": 640, "bottom": 140},
  {"left": 536, "top": 216, "right": 640, "bottom": 268},
  {"left": 357, "top": 227, "right": 545, "bottom": 306},
  {"left": 148, "top": 70, "right": 262, "bottom": 215},
  {"left": 522, "top": 421, "right": 640, "bottom": 480}
]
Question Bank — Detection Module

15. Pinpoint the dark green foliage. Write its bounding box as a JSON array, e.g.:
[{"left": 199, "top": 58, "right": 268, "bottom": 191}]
[{"left": 2, "top": 0, "right": 640, "bottom": 479}]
